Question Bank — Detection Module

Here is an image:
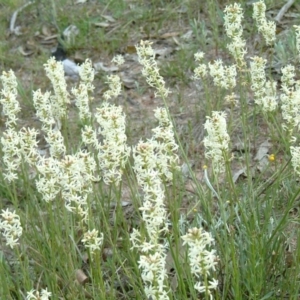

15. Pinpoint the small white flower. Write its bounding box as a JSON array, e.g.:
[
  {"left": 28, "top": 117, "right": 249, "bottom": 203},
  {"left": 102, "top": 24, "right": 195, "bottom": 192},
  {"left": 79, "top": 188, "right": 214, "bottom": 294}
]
[
  {"left": 79, "top": 59, "right": 95, "bottom": 87},
  {"left": 26, "top": 288, "right": 52, "bottom": 300},
  {"left": 103, "top": 75, "right": 122, "bottom": 101},
  {"left": 112, "top": 55, "right": 125, "bottom": 66},
  {"left": 194, "top": 51, "right": 205, "bottom": 62},
  {"left": 82, "top": 229, "right": 104, "bottom": 255}
]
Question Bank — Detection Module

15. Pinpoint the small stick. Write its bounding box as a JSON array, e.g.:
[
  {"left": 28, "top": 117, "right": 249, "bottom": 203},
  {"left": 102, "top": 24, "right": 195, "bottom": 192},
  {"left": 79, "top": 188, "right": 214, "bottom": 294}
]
[
  {"left": 275, "top": 0, "right": 296, "bottom": 23},
  {"left": 9, "top": 1, "right": 34, "bottom": 35}
]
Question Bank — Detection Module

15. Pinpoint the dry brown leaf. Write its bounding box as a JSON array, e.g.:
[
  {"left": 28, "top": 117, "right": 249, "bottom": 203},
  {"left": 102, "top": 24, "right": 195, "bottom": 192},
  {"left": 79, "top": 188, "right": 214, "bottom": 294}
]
[
  {"left": 125, "top": 45, "right": 137, "bottom": 54},
  {"left": 75, "top": 269, "right": 89, "bottom": 285}
]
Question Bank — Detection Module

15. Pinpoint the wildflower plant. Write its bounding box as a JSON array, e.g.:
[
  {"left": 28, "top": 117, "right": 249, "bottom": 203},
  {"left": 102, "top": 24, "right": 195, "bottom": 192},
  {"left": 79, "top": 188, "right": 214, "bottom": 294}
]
[
  {"left": 131, "top": 140, "right": 170, "bottom": 300},
  {"left": 1, "top": 0, "right": 300, "bottom": 299}
]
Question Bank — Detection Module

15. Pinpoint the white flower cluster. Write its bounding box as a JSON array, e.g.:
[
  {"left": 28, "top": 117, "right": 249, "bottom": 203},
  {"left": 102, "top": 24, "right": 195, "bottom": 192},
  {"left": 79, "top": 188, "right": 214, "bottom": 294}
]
[
  {"left": 208, "top": 59, "right": 237, "bottom": 90},
  {"left": 33, "top": 88, "right": 67, "bottom": 159},
  {"left": 44, "top": 129, "right": 66, "bottom": 159},
  {"left": 0, "top": 73, "right": 41, "bottom": 181},
  {"left": 35, "top": 156, "right": 62, "bottom": 203},
  {"left": 82, "top": 229, "right": 104, "bottom": 255},
  {"left": 280, "top": 65, "right": 300, "bottom": 135},
  {"left": 72, "top": 59, "right": 95, "bottom": 121},
  {"left": 152, "top": 107, "right": 179, "bottom": 182},
  {"left": 26, "top": 288, "right": 51, "bottom": 300},
  {"left": 223, "top": 3, "right": 247, "bottom": 66},
  {"left": 19, "top": 127, "right": 40, "bottom": 166},
  {"left": 32, "top": 78, "right": 68, "bottom": 161},
  {"left": 82, "top": 102, "right": 130, "bottom": 185},
  {"left": 35, "top": 150, "right": 97, "bottom": 222},
  {"left": 95, "top": 103, "right": 131, "bottom": 184},
  {"left": 0, "top": 209, "right": 23, "bottom": 248},
  {"left": 32, "top": 89, "right": 56, "bottom": 132},
  {"left": 79, "top": 59, "right": 95, "bottom": 88},
  {"left": 181, "top": 227, "right": 218, "bottom": 298},
  {"left": 290, "top": 146, "right": 300, "bottom": 176},
  {"left": 253, "top": 0, "right": 276, "bottom": 45},
  {"left": 44, "top": 57, "right": 70, "bottom": 120},
  {"left": 1, "top": 128, "right": 22, "bottom": 181},
  {"left": 136, "top": 40, "right": 170, "bottom": 99},
  {"left": 132, "top": 141, "right": 169, "bottom": 239},
  {"left": 0, "top": 70, "right": 22, "bottom": 181},
  {"left": 137, "top": 252, "right": 169, "bottom": 300},
  {"left": 0, "top": 70, "right": 20, "bottom": 127},
  {"left": 60, "top": 151, "right": 98, "bottom": 221},
  {"left": 250, "top": 56, "right": 277, "bottom": 112},
  {"left": 131, "top": 135, "right": 177, "bottom": 299},
  {"left": 112, "top": 54, "right": 125, "bottom": 66},
  {"left": 103, "top": 75, "right": 122, "bottom": 101},
  {"left": 193, "top": 52, "right": 208, "bottom": 80},
  {"left": 294, "top": 25, "right": 300, "bottom": 59},
  {"left": 203, "top": 111, "right": 230, "bottom": 173}
]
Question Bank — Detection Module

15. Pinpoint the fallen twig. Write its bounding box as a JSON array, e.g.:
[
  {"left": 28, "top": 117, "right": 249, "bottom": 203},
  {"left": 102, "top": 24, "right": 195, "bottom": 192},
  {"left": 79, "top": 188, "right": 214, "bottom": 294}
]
[
  {"left": 275, "top": 0, "right": 296, "bottom": 23},
  {"left": 9, "top": 1, "right": 35, "bottom": 35}
]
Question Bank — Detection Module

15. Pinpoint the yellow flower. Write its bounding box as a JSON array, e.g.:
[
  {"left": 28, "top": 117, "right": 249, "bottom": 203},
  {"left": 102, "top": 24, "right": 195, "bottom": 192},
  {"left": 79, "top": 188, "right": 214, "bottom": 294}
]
[{"left": 268, "top": 154, "right": 275, "bottom": 162}]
